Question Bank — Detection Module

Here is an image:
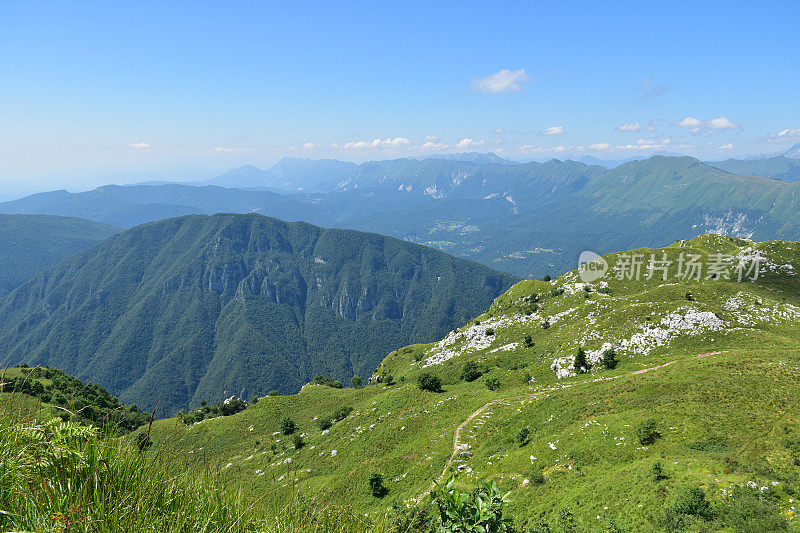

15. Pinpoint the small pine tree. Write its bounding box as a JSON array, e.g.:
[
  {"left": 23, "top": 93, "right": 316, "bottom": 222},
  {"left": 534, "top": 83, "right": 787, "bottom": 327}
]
[
  {"left": 574, "top": 347, "right": 589, "bottom": 373},
  {"left": 600, "top": 347, "right": 618, "bottom": 370},
  {"left": 292, "top": 433, "right": 304, "bottom": 449},
  {"left": 651, "top": 460, "right": 667, "bottom": 481},
  {"left": 369, "top": 473, "right": 388, "bottom": 497}
]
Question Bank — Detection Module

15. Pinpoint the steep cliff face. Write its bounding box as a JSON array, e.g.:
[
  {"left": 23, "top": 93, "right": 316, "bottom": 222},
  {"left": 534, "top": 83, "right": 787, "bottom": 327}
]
[{"left": 0, "top": 213, "right": 516, "bottom": 415}]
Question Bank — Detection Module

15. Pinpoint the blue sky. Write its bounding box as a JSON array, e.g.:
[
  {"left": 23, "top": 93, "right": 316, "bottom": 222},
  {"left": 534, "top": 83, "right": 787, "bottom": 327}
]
[{"left": 1, "top": 1, "right": 799, "bottom": 190}]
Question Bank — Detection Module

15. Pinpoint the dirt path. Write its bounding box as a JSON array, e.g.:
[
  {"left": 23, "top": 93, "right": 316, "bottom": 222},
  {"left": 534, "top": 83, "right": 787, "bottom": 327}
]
[{"left": 416, "top": 355, "right": 696, "bottom": 502}]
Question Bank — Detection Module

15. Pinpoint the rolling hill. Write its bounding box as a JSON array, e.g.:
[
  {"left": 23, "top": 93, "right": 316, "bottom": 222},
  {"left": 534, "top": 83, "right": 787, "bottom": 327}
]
[
  {"left": 0, "top": 214, "right": 119, "bottom": 297},
  {"left": 146, "top": 234, "right": 800, "bottom": 530},
  {"left": 0, "top": 213, "right": 516, "bottom": 415}
]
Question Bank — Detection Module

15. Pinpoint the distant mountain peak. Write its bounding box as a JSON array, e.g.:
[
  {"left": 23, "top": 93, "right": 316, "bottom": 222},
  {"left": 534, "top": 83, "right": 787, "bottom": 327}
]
[{"left": 782, "top": 143, "right": 800, "bottom": 159}]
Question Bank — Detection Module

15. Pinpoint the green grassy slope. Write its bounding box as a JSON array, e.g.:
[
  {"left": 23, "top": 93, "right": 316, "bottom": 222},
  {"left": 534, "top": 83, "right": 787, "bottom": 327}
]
[
  {"left": 148, "top": 234, "right": 800, "bottom": 530},
  {"left": 0, "top": 214, "right": 119, "bottom": 296},
  {"left": 0, "top": 213, "right": 516, "bottom": 415}
]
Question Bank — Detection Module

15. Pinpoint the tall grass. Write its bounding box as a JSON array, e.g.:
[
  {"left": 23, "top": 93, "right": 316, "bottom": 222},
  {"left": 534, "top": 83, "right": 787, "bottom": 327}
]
[{"left": 0, "top": 391, "right": 383, "bottom": 532}]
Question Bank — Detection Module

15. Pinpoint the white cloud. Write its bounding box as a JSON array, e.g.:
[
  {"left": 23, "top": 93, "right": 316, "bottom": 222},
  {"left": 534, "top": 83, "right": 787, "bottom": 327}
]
[
  {"left": 456, "top": 138, "right": 486, "bottom": 149},
  {"left": 616, "top": 122, "right": 642, "bottom": 132},
  {"left": 129, "top": 142, "right": 151, "bottom": 149},
  {"left": 210, "top": 146, "right": 255, "bottom": 153},
  {"left": 675, "top": 116, "right": 739, "bottom": 134},
  {"left": 471, "top": 69, "right": 530, "bottom": 94},
  {"left": 588, "top": 142, "right": 611, "bottom": 150},
  {"left": 302, "top": 142, "right": 320, "bottom": 150},
  {"left": 344, "top": 137, "right": 412, "bottom": 149},
  {"left": 420, "top": 140, "right": 449, "bottom": 150},
  {"left": 767, "top": 128, "right": 800, "bottom": 142},
  {"left": 706, "top": 116, "right": 739, "bottom": 129},
  {"left": 676, "top": 117, "right": 702, "bottom": 128},
  {"left": 718, "top": 143, "right": 733, "bottom": 150},
  {"left": 540, "top": 126, "right": 565, "bottom": 135},
  {"left": 424, "top": 134, "right": 439, "bottom": 142},
  {"left": 492, "top": 127, "right": 506, "bottom": 134},
  {"left": 329, "top": 142, "right": 339, "bottom": 149}
]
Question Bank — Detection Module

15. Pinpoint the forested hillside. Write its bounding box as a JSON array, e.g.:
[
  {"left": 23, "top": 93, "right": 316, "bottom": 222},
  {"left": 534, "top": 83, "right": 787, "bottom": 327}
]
[
  {"left": 0, "top": 214, "right": 119, "bottom": 296},
  {"left": 0, "top": 213, "right": 516, "bottom": 415}
]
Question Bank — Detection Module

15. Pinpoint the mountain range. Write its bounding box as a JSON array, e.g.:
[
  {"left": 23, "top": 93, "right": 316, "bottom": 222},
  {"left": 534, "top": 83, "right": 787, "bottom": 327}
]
[
  {"left": 3, "top": 153, "right": 800, "bottom": 282},
  {"left": 0, "top": 213, "right": 515, "bottom": 414}
]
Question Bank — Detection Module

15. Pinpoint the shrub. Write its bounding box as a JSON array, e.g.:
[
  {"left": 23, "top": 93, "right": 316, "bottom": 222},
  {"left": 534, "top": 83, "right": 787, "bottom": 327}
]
[
  {"left": 432, "top": 477, "right": 513, "bottom": 532},
  {"left": 382, "top": 374, "right": 395, "bottom": 386},
  {"left": 280, "top": 416, "right": 297, "bottom": 435},
  {"left": 635, "top": 419, "right": 661, "bottom": 445},
  {"left": 332, "top": 406, "right": 353, "bottom": 421},
  {"left": 542, "top": 275, "right": 551, "bottom": 281},
  {"left": 461, "top": 361, "right": 482, "bottom": 382},
  {"left": 650, "top": 460, "right": 667, "bottom": 481},
  {"left": 600, "top": 347, "right": 618, "bottom": 370},
  {"left": 350, "top": 376, "right": 363, "bottom": 388},
  {"left": 685, "top": 291, "right": 694, "bottom": 301},
  {"left": 317, "top": 417, "right": 332, "bottom": 431},
  {"left": 485, "top": 328, "right": 495, "bottom": 336},
  {"left": 368, "top": 473, "right": 388, "bottom": 498},
  {"left": 250, "top": 395, "right": 259, "bottom": 404},
  {"left": 523, "top": 334, "right": 534, "bottom": 347},
  {"left": 666, "top": 486, "right": 714, "bottom": 523},
  {"left": 311, "top": 375, "right": 343, "bottom": 388},
  {"left": 267, "top": 390, "right": 279, "bottom": 396},
  {"left": 717, "top": 486, "right": 789, "bottom": 531},
  {"left": 219, "top": 396, "right": 247, "bottom": 416},
  {"left": 292, "top": 433, "right": 304, "bottom": 449},
  {"left": 418, "top": 372, "right": 443, "bottom": 393},
  {"left": 529, "top": 469, "right": 545, "bottom": 485},
  {"left": 485, "top": 376, "right": 501, "bottom": 391},
  {"left": 516, "top": 427, "right": 530, "bottom": 447}
]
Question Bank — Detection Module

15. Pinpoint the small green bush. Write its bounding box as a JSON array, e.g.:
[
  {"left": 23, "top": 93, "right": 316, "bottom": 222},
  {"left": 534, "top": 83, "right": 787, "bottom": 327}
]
[
  {"left": 333, "top": 406, "right": 353, "bottom": 421},
  {"left": 317, "top": 417, "right": 332, "bottom": 431},
  {"left": 461, "top": 361, "right": 482, "bottom": 382},
  {"left": 280, "top": 416, "right": 297, "bottom": 435},
  {"left": 650, "top": 460, "right": 667, "bottom": 481},
  {"left": 368, "top": 472, "right": 388, "bottom": 498},
  {"left": 350, "top": 376, "right": 363, "bottom": 388},
  {"left": 635, "top": 419, "right": 661, "bottom": 445},
  {"left": 516, "top": 427, "right": 530, "bottom": 447},
  {"left": 292, "top": 433, "right": 304, "bottom": 449},
  {"left": 523, "top": 334, "right": 534, "bottom": 347},
  {"left": 485, "top": 376, "right": 501, "bottom": 391},
  {"left": 418, "top": 372, "right": 443, "bottom": 393}
]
